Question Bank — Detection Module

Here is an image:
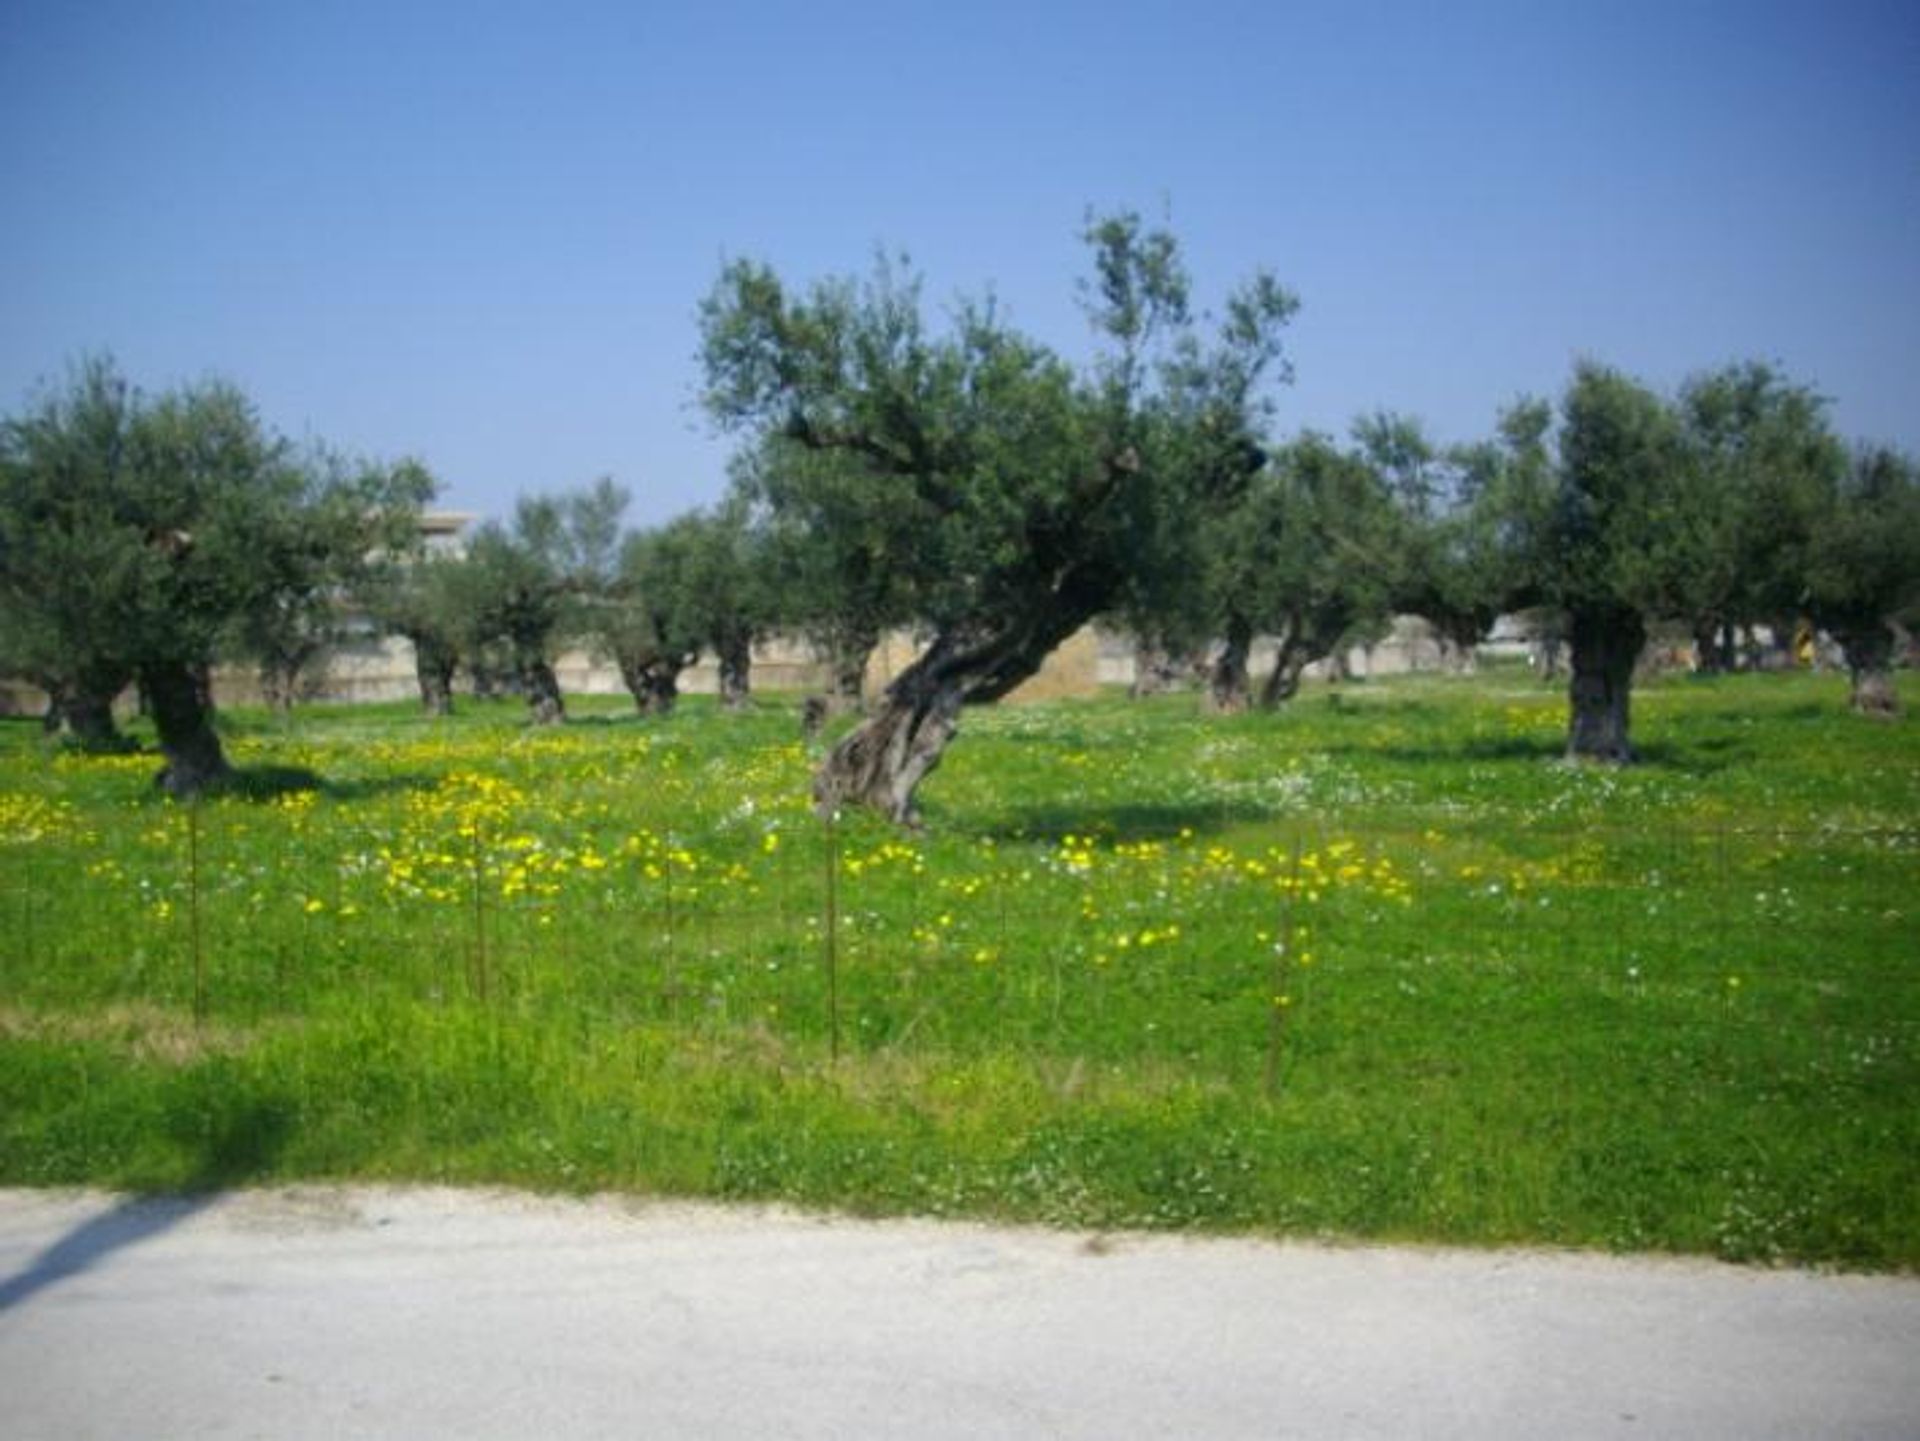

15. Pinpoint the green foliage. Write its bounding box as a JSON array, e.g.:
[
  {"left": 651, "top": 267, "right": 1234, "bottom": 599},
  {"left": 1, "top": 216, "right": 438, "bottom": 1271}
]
[
  {"left": 228, "top": 449, "right": 437, "bottom": 708},
  {"left": 0, "top": 357, "right": 430, "bottom": 763},
  {"left": 358, "top": 549, "right": 471, "bottom": 694},
  {"left": 1548, "top": 362, "right": 1691, "bottom": 612},
  {"left": 0, "top": 362, "right": 143, "bottom": 700},
  {"left": 1803, "top": 445, "right": 1920, "bottom": 634},
  {"left": 733, "top": 441, "right": 920, "bottom": 676},
  {"left": 600, "top": 511, "right": 730, "bottom": 690},
  {"left": 1662, "top": 363, "right": 1845, "bottom": 645},
  {"left": 658, "top": 498, "right": 776, "bottom": 669},
  {"left": 1197, "top": 431, "right": 1401, "bottom": 700},
  {"left": 457, "top": 477, "right": 630, "bottom": 680},
  {"left": 699, "top": 210, "right": 1295, "bottom": 676},
  {"left": 1361, "top": 411, "right": 1514, "bottom": 655},
  {"left": 702, "top": 249, "right": 1090, "bottom": 636}
]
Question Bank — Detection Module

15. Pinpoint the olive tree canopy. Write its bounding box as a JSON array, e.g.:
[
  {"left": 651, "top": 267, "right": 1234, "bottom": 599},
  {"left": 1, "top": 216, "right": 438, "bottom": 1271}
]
[
  {"left": 0, "top": 357, "right": 430, "bottom": 793},
  {"left": 699, "top": 213, "right": 1296, "bottom": 824}
]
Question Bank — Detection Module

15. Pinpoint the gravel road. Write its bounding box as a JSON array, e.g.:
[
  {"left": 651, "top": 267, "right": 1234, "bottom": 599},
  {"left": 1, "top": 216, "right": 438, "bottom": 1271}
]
[{"left": 2, "top": 1187, "right": 1915, "bottom": 1439}]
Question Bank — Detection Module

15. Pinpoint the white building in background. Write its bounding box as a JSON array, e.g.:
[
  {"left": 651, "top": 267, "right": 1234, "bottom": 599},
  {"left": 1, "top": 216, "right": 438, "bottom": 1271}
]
[{"left": 418, "top": 510, "right": 478, "bottom": 557}]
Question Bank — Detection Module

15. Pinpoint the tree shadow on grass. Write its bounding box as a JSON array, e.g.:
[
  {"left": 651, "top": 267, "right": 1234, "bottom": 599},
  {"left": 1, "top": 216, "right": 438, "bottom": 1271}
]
[
  {"left": 1625, "top": 739, "right": 1743, "bottom": 776},
  {"left": 223, "top": 764, "right": 325, "bottom": 799},
  {"left": 1310, "top": 733, "right": 1745, "bottom": 777},
  {"left": 0, "top": 1098, "right": 292, "bottom": 1314},
  {"left": 567, "top": 711, "right": 648, "bottom": 729},
  {"left": 128, "top": 765, "right": 438, "bottom": 805},
  {"left": 233, "top": 765, "right": 443, "bottom": 803},
  {"left": 1336, "top": 736, "right": 1567, "bottom": 765},
  {"left": 961, "top": 798, "right": 1274, "bottom": 846},
  {"left": 315, "top": 772, "right": 439, "bottom": 803}
]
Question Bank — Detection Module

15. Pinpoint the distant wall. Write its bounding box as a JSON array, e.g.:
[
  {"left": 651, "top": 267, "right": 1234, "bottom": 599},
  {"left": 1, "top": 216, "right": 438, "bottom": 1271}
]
[
  {"left": 1095, "top": 615, "right": 1459, "bottom": 690},
  {"left": 0, "top": 624, "right": 1106, "bottom": 716}
]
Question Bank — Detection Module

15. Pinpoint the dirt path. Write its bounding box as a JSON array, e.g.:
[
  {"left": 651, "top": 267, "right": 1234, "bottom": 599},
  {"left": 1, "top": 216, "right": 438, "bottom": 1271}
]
[{"left": 2, "top": 1187, "right": 1915, "bottom": 1439}]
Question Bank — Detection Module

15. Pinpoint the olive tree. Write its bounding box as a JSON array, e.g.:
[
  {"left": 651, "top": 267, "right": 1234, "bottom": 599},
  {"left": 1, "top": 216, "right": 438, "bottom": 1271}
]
[
  {"left": 1667, "top": 363, "right": 1845, "bottom": 673},
  {"left": 1540, "top": 362, "right": 1691, "bottom": 762},
  {"left": 1356, "top": 411, "right": 1511, "bottom": 671},
  {"left": 457, "top": 478, "right": 627, "bottom": 725},
  {"left": 699, "top": 213, "right": 1295, "bottom": 823},
  {"left": 595, "top": 505, "right": 771, "bottom": 717},
  {"left": 600, "top": 516, "right": 710, "bottom": 715},
  {"left": 1201, "top": 432, "right": 1401, "bottom": 712},
  {"left": 733, "top": 442, "right": 921, "bottom": 714},
  {"left": 0, "top": 360, "right": 145, "bottom": 749},
  {"left": 664, "top": 498, "right": 775, "bottom": 710},
  {"left": 232, "top": 449, "right": 438, "bottom": 717},
  {"left": 359, "top": 547, "right": 470, "bottom": 716},
  {"left": 0, "top": 358, "right": 429, "bottom": 792},
  {"left": 1803, "top": 445, "right": 1919, "bottom": 716}
]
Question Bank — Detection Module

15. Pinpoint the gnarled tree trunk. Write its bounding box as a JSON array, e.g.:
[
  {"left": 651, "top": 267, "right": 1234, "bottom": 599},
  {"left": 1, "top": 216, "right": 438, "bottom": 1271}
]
[
  {"left": 616, "top": 647, "right": 687, "bottom": 717},
  {"left": 411, "top": 635, "right": 458, "bottom": 717},
  {"left": 1257, "top": 629, "right": 1312, "bottom": 709},
  {"left": 1565, "top": 604, "right": 1645, "bottom": 763},
  {"left": 142, "top": 658, "right": 233, "bottom": 797},
  {"left": 716, "top": 631, "right": 753, "bottom": 712},
  {"left": 46, "top": 672, "right": 129, "bottom": 751},
  {"left": 814, "top": 667, "right": 963, "bottom": 825},
  {"left": 814, "top": 612, "right": 1085, "bottom": 825},
  {"left": 522, "top": 657, "right": 566, "bottom": 725},
  {"left": 1205, "top": 616, "right": 1253, "bottom": 714}
]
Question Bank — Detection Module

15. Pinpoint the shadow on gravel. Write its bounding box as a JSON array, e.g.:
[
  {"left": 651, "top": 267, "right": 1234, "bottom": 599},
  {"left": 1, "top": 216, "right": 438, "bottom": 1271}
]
[{"left": 0, "top": 1101, "right": 289, "bottom": 1314}]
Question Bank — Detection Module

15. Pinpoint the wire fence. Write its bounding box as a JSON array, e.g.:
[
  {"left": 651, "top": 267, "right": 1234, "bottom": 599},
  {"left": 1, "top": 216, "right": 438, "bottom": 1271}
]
[{"left": 2, "top": 806, "right": 1914, "bottom": 1097}]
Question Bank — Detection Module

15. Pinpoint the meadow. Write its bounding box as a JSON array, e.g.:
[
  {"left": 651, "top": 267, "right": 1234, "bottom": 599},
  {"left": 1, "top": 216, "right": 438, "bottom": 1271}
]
[{"left": 0, "top": 667, "right": 1914, "bottom": 1269}]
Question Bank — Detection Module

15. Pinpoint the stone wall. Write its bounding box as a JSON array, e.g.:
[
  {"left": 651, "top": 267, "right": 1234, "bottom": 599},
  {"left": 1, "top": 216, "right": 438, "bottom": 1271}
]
[{"left": 2, "top": 624, "right": 1108, "bottom": 717}]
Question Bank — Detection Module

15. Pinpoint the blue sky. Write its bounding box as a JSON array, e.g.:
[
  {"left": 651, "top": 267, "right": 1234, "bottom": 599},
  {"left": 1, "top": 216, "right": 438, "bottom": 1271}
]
[{"left": 3, "top": 1, "right": 1915, "bottom": 526}]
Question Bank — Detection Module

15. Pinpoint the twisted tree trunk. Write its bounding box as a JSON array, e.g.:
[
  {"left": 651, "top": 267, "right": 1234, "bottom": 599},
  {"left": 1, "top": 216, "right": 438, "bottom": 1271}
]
[
  {"left": 142, "top": 658, "right": 233, "bottom": 797},
  {"left": 46, "top": 672, "right": 129, "bottom": 751},
  {"left": 715, "top": 631, "right": 753, "bottom": 712},
  {"left": 522, "top": 657, "right": 566, "bottom": 725},
  {"left": 1205, "top": 615, "right": 1253, "bottom": 714},
  {"left": 1565, "top": 604, "right": 1645, "bottom": 763},
  {"left": 615, "top": 647, "right": 688, "bottom": 717},
  {"left": 411, "top": 634, "right": 458, "bottom": 717},
  {"left": 814, "top": 612, "right": 1088, "bottom": 825},
  {"left": 1257, "top": 630, "right": 1312, "bottom": 709}
]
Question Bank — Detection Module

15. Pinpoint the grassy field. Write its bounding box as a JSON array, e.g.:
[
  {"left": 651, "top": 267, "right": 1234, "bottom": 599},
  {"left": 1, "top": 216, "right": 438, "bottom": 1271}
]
[{"left": 0, "top": 667, "right": 1914, "bottom": 1269}]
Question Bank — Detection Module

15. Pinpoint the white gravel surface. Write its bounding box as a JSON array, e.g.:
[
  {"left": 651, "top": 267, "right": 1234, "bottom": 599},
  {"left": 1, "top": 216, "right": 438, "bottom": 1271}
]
[{"left": 1, "top": 1186, "right": 1916, "bottom": 1439}]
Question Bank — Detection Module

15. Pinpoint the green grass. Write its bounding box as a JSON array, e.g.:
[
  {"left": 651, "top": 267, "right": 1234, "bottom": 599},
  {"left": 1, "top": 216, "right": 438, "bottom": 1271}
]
[{"left": 0, "top": 668, "right": 1914, "bottom": 1268}]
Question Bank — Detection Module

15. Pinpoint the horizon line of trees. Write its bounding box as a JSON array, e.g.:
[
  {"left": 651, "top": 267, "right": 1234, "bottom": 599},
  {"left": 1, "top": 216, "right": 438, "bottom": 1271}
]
[{"left": 3, "top": 215, "right": 1916, "bottom": 814}]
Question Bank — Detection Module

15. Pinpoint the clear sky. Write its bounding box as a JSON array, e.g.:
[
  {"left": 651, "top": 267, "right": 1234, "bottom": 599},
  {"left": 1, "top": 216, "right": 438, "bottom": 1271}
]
[{"left": 3, "top": 1, "right": 1916, "bottom": 527}]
